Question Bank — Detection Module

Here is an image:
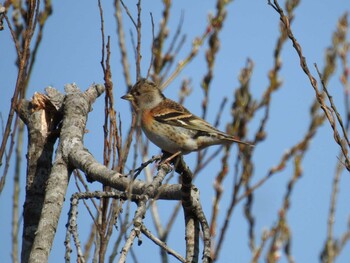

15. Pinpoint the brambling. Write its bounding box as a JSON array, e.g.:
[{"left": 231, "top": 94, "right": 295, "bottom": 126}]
[{"left": 121, "top": 79, "right": 252, "bottom": 159}]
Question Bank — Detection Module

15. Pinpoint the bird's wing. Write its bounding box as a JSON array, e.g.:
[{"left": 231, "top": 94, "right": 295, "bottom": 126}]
[
  {"left": 152, "top": 99, "right": 223, "bottom": 134},
  {"left": 152, "top": 99, "right": 253, "bottom": 146}
]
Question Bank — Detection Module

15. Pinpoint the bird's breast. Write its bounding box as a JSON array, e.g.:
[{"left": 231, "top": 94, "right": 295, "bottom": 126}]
[{"left": 141, "top": 112, "right": 197, "bottom": 154}]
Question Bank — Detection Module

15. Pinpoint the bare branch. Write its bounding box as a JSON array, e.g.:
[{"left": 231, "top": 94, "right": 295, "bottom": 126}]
[
  {"left": 141, "top": 224, "right": 186, "bottom": 262},
  {"left": 269, "top": 0, "right": 350, "bottom": 171},
  {"left": 115, "top": 0, "right": 132, "bottom": 88}
]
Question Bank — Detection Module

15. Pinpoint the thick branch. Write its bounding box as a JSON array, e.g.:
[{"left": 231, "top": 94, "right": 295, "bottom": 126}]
[
  {"left": 69, "top": 148, "right": 181, "bottom": 200},
  {"left": 28, "top": 84, "right": 104, "bottom": 263},
  {"left": 175, "top": 157, "right": 212, "bottom": 263},
  {"left": 17, "top": 97, "right": 59, "bottom": 263}
]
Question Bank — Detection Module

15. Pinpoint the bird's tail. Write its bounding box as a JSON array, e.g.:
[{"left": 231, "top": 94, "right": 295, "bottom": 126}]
[{"left": 221, "top": 134, "right": 254, "bottom": 147}]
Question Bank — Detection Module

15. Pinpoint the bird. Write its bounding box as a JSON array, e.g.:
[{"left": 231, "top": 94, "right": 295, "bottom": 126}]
[{"left": 121, "top": 78, "right": 252, "bottom": 160}]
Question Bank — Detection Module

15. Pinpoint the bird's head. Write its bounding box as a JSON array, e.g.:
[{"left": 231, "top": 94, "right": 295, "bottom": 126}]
[{"left": 121, "top": 78, "right": 165, "bottom": 110}]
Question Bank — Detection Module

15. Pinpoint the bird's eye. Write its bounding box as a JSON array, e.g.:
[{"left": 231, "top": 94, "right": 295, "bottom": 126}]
[{"left": 134, "top": 90, "right": 141, "bottom": 96}]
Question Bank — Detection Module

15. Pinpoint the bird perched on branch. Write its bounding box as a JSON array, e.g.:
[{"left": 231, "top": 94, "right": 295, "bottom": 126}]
[{"left": 121, "top": 78, "right": 252, "bottom": 160}]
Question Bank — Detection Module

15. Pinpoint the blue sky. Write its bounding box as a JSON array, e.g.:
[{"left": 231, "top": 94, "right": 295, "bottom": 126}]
[{"left": 1, "top": 1, "right": 350, "bottom": 262}]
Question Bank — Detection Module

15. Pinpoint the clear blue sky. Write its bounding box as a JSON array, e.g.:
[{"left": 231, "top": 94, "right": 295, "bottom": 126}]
[{"left": 1, "top": 1, "right": 349, "bottom": 262}]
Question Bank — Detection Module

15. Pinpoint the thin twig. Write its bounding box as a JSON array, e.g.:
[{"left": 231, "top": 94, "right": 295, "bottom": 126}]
[
  {"left": 315, "top": 64, "right": 350, "bottom": 147},
  {"left": 160, "top": 26, "right": 211, "bottom": 90},
  {"left": 269, "top": 0, "right": 350, "bottom": 171},
  {"left": 136, "top": 0, "right": 142, "bottom": 79},
  {"left": 115, "top": 0, "right": 132, "bottom": 88},
  {"left": 141, "top": 224, "right": 186, "bottom": 262},
  {"left": 146, "top": 12, "right": 155, "bottom": 79},
  {"left": 120, "top": 0, "right": 137, "bottom": 28},
  {"left": 4, "top": 14, "right": 21, "bottom": 58},
  {"left": 129, "top": 154, "right": 162, "bottom": 180}
]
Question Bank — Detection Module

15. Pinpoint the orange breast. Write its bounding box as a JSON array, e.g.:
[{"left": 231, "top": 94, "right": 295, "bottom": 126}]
[{"left": 141, "top": 110, "right": 154, "bottom": 131}]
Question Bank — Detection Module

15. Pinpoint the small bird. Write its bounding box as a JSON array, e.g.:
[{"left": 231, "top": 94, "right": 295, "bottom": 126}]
[{"left": 121, "top": 78, "right": 252, "bottom": 159}]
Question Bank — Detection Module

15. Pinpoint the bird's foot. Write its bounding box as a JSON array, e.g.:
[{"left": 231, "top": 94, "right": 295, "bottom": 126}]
[{"left": 160, "top": 151, "right": 182, "bottom": 166}]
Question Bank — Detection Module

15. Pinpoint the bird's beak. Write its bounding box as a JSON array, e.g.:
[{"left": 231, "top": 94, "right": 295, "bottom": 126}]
[{"left": 121, "top": 93, "right": 133, "bottom": 101}]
